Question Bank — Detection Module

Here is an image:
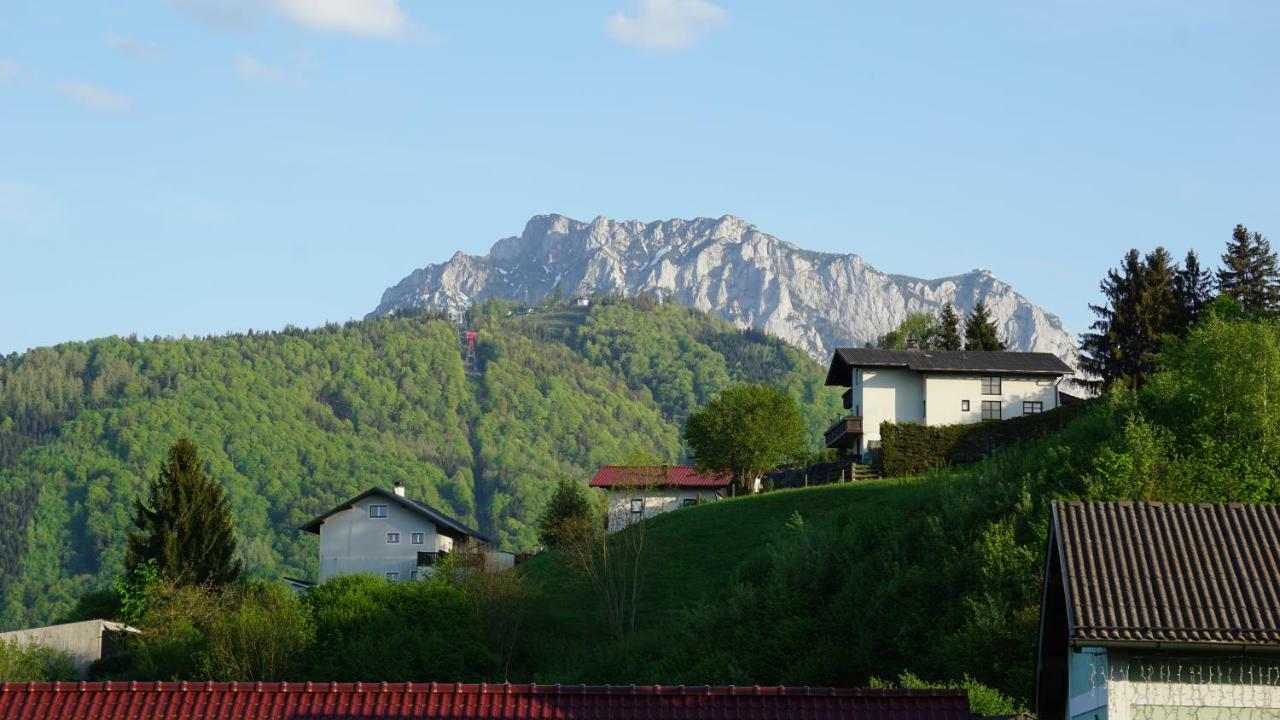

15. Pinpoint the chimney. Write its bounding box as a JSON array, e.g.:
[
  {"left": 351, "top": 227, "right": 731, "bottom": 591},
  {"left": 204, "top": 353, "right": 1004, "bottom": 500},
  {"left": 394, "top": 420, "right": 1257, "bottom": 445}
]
[{"left": 393, "top": 480, "right": 406, "bottom": 497}]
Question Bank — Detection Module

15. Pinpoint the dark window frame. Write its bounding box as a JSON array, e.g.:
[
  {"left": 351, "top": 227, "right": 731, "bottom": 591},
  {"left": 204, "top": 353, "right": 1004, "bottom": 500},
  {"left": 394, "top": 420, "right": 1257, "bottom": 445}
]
[
  {"left": 961, "top": 399, "right": 970, "bottom": 412},
  {"left": 630, "top": 498, "right": 644, "bottom": 514},
  {"left": 682, "top": 498, "right": 697, "bottom": 508},
  {"left": 411, "top": 532, "right": 425, "bottom": 545},
  {"left": 385, "top": 571, "right": 399, "bottom": 581},
  {"left": 386, "top": 532, "right": 400, "bottom": 544},
  {"left": 981, "top": 376, "right": 1002, "bottom": 395},
  {"left": 981, "top": 400, "right": 1002, "bottom": 421},
  {"left": 1023, "top": 401, "right": 1044, "bottom": 415},
  {"left": 369, "top": 504, "right": 388, "bottom": 518}
]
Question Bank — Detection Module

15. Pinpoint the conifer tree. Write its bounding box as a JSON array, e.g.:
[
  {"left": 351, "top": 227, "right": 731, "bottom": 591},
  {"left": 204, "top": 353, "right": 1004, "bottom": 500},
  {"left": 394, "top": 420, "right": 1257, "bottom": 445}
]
[
  {"left": 1217, "top": 224, "right": 1280, "bottom": 315},
  {"left": 1080, "top": 248, "right": 1186, "bottom": 389},
  {"left": 962, "top": 302, "right": 1005, "bottom": 351},
  {"left": 937, "top": 303, "right": 963, "bottom": 351},
  {"left": 1173, "top": 249, "right": 1212, "bottom": 331},
  {"left": 126, "top": 438, "right": 242, "bottom": 587}
]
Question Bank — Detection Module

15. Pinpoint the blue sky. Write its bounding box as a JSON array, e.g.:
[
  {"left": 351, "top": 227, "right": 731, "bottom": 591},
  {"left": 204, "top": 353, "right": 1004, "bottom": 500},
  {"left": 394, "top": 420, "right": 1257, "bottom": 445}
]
[{"left": 2, "top": 1, "right": 1278, "bottom": 355}]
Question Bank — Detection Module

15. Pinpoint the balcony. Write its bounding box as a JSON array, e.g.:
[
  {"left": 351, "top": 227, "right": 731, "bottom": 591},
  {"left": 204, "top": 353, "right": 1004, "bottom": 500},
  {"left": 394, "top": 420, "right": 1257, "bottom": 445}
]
[{"left": 824, "top": 415, "right": 863, "bottom": 449}]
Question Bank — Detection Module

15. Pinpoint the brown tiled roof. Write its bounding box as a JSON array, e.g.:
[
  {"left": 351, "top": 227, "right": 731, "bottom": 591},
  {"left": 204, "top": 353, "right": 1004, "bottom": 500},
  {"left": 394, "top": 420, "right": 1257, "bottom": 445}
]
[
  {"left": 0, "top": 682, "right": 972, "bottom": 720},
  {"left": 825, "top": 349, "right": 1072, "bottom": 386},
  {"left": 1053, "top": 500, "right": 1280, "bottom": 645},
  {"left": 590, "top": 465, "right": 732, "bottom": 489}
]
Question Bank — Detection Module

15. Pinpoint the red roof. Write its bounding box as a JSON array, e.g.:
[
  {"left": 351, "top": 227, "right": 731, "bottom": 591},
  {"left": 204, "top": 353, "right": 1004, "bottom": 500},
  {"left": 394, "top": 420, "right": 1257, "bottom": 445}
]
[
  {"left": 589, "top": 465, "right": 732, "bottom": 489},
  {"left": 0, "top": 682, "right": 970, "bottom": 720}
]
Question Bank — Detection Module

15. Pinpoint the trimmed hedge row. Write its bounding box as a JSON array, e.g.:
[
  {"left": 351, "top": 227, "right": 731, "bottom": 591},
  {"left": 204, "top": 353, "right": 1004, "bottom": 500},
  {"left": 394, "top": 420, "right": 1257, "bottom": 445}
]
[{"left": 879, "top": 401, "right": 1089, "bottom": 477}]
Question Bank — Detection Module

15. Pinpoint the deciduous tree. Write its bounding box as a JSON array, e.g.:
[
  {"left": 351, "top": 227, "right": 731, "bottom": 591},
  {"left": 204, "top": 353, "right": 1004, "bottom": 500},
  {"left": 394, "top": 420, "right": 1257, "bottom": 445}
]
[{"left": 683, "top": 384, "right": 808, "bottom": 494}]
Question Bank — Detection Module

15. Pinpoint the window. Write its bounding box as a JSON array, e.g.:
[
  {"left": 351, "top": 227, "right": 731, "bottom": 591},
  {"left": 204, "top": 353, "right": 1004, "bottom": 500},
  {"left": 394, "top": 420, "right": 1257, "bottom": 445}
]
[
  {"left": 410, "top": 570, "right": 418, "bottom": 580},
  {"left": 981, "top": 376, "right": 1001, "bottom": 395},
  {"left": 630, "top": 498, "right": 644, "bottom": 514},
  {"left": 1023, "top": 401, "right": 1044, "bottom": 415},
  {"left": 385, "top": 571, "right": 399, "bottom": 581},
  {"left": 411, "top": 532, "right": 425, "bottom": 545},
  {"left": 981, "top": 400, "right": 1002, "bottom": 421},
  {"left": 386, "top": 532, "right": 400, "bottom": 544},
  {"left": 961, "top": 400, "right": 970, "bottom": 412},
  {"left": 369, "top": 504, "right": 388, "bottom": 518},
  {"left": 682, "top": 498, "right": 696, "bottom": 508}
]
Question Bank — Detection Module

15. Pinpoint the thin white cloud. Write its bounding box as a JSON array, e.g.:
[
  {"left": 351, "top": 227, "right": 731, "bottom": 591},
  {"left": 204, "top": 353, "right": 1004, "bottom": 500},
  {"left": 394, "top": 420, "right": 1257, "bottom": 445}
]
[
  {"left": 272, "top": 0, "right": 408, "bottom": 38},
  {"left": 167, "top": 0, "right": 260, "bottom": 30},
  {"left": 233, "top": 53, "right": 293, "bottom": 84},
  {"left": 0, "top": 60, "right": 18, "bottom": 81},
  {"left": 106, "top": 34, "right": 166, "bottom": 62},
  {"left": 170, "top": 0, "right": 412, "bottom": 39},
  {"left": 57, "top": 82, "right": 132, "bottom": 111},
  {"left": 605, "top": 0, "right": 727, "bottom": 49}
]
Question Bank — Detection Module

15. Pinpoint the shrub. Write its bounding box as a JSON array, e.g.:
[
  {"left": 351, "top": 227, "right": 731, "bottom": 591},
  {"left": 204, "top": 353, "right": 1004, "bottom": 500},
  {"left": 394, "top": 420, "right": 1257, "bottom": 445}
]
[
  {"left": 880, "top": 403, "right": 1087, "bottom": 477},
  {"left": 0, "top": 638, "right": 78, "bottom": 681}
]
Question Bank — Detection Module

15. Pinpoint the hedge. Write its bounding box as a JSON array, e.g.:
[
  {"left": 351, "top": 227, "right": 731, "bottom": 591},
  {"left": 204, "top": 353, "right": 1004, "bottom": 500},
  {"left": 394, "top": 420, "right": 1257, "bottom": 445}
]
[{"left": 879, "top": 401, "right": 1089, "bottom": 477}]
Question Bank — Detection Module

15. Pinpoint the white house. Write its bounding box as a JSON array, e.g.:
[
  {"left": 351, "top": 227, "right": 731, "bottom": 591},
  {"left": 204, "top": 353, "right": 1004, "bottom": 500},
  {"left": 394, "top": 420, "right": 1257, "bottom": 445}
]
[
  {"left": 590, "top": 465, "right": 731, "bottom": 533},
  {"left": 823, "top": 349, "right": 1072, "bottom": 458},
  {"left": 1036, "top": 500, "right": 1280, "bottom": 720},
  {"left": 300, "top": 482, "right": 511, "bottom": 583}
]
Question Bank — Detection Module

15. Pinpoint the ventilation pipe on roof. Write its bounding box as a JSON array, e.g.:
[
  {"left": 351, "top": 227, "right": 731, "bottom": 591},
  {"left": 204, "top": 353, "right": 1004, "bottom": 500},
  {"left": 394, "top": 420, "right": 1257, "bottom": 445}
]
[{"left": 393, "top": 480, "right": 406, "bottom": 497}]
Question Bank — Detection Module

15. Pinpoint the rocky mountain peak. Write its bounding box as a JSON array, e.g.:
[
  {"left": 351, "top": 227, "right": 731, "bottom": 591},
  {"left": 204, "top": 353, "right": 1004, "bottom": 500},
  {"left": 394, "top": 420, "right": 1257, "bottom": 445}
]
[{"left": 370, "top": 214, "right": 1077, "bottom": 365}]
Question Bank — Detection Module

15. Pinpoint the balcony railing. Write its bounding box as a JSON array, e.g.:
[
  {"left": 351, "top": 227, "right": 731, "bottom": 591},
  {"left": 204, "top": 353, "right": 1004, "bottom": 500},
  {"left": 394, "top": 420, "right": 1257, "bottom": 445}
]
[{"left": 824, "top": 415, "right": 864, "bottom": 449}]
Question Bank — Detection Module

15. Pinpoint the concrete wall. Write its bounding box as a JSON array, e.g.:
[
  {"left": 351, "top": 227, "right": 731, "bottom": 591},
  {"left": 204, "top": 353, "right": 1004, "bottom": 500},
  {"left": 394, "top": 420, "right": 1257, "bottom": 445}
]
[
  {"left": 924, "top": 374, "right": 1059, "bottom": 425},
  {"left": 604, "top": 488, "right": 720, "bottom": 533},
  {"left": 0, "top": 619, "right": 135, "bottom": 677},
  {"left": 317, "top": 497, "right": 445, "bottom": 582}
]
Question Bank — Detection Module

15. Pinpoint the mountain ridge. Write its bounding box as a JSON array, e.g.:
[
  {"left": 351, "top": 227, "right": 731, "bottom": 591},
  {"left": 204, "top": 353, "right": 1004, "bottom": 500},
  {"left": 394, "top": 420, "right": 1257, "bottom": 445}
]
[{"left": 370, "top": 214, "right": 1078, "bottom": 364}]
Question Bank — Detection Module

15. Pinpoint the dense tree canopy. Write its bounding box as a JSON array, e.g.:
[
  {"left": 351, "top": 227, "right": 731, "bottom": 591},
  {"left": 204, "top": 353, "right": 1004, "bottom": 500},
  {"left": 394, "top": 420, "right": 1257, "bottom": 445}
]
[
  {"left": 962, "top": 302, "right": 1005, "bottom": 351},
  {"left": 0, "top": 299, "right": 839, "bottom": 627}
]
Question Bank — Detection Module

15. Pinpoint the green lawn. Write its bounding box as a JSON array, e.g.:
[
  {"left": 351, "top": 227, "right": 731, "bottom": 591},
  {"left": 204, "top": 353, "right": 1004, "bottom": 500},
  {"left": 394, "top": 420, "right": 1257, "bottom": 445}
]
[{"left": 515, "top": 476, "right": 940, "bottom": 682}]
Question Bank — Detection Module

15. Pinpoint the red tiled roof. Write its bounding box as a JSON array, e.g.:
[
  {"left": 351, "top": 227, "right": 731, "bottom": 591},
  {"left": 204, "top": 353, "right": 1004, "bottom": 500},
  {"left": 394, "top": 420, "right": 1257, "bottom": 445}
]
[
  {"left": 589, "top": 465, "right": 732, "bottom": 489},
  {"left": 0, "top": 682, "right": 970, "bottom": 720}
]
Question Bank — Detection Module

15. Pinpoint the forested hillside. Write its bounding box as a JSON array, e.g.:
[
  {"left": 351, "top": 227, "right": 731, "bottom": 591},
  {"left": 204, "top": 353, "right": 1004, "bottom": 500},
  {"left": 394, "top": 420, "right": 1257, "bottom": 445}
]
[{"left": 0, "top": 298, "right": 840, "bottom": 628}]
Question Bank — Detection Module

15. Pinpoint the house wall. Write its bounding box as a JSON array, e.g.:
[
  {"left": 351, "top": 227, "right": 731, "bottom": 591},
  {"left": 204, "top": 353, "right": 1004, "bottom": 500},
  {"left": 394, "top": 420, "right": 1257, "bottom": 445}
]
[
  {"left": 604, "top": 488, "right": 720, "bottom": 533},
  {"left": 317, "top": 497, "right": 448, "bottom": 582},
  {"left": 923, "top": 374, "right": 1059, "bottom": 425},
  {"left": 1069, "top": 650, "right": 1280, "bottom": 720},
  {"left": 855, "top": 368, "right": 924, "bottom": 445}
]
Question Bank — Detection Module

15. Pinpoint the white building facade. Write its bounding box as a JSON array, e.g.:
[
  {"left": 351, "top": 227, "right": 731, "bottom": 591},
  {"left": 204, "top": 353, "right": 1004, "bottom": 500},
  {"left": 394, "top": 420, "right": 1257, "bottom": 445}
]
[
  {"left": 590, "top": 466, "right": 731, "bottom": 533},
  {"left": 300, "top": 483, "right": 508, "bottom": 583},
  {"left": 823, "top": 349, "right": 1072, "bottom": 457}
]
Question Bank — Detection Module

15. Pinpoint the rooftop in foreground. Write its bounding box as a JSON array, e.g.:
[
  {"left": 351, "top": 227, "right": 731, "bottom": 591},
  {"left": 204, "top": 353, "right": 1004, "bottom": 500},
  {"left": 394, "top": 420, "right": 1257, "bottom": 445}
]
[{"left": 0, "top": 682, "right": 971, "bottom": 720}]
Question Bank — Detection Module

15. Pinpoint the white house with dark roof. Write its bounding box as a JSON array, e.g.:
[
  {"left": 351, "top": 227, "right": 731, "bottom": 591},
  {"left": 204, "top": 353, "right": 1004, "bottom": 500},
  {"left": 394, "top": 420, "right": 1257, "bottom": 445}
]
[
  {"left": 300, "top": 482, "right": 509, "bottom": 582},
  {"left": 590, "top": 465, "right": 732, "bottom": 533},
  {"left": 1036, "top": 500, "right": 1280, "bottom": 720},
  {"left": 823, "top": 349, "right": 1073, "bottom": 457}
]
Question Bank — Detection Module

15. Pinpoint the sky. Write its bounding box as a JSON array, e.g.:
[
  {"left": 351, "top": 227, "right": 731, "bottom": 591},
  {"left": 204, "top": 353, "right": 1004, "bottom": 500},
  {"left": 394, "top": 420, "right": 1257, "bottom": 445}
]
[{"left": 2, "top": 1, "right": 1279, "bottom": 355}]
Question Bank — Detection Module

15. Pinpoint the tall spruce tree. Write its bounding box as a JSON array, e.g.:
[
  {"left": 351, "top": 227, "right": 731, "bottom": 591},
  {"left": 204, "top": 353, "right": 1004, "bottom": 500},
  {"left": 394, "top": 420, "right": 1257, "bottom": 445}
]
[
  {"left": 1079, "top": 248, "right": 1188, "bottom": 389},
  {"left": 126, "top": 438, "right": 242, "bottom": 586},
  {"left": 937, "top": 303, "right": 963, "bottom": 351},
  {"left": 1173, "top": 249, "right": 1212, "bottom": 331},
  {"left": 1217, "top": 224, "right": 1280, "bottom": 315},
  {"left": 962, "top": 302, "right": 1006, "bottom": 351}
]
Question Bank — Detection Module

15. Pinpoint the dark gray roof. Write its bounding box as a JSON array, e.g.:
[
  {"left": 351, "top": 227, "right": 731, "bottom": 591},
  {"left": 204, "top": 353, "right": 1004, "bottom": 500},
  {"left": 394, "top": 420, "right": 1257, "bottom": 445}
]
[
  {"left": 825, "top": 348, "right": 1072, "bottom": 386},
  {"left": 299, "top": 487, "right": 491, "bottom": 544},
  {"left": 1051, "top": 500, "right": 1280, "bottom": 645}
]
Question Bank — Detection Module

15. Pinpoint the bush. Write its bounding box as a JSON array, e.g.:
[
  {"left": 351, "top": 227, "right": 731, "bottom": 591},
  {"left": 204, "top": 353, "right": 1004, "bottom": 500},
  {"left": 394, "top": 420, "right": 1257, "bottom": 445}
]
[
  {"left": 202, "top": 582, "right": 312, "bottom": 680},
  {"left": 880, "top": 403, "right": 1087, "bottom": 477},
  {"left": 0, "top": 638, "right": 78, "bottom": 681}
]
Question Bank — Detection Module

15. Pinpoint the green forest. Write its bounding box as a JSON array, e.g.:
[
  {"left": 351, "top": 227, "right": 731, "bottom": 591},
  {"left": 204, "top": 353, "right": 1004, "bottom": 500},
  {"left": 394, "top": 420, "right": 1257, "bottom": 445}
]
[{"left": 0, "top": 297, "right": 840, "bottom": 628}]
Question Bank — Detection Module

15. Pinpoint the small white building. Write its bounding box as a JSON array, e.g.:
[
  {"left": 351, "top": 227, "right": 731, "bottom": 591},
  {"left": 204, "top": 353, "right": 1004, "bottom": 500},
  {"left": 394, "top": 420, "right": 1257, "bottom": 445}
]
[
  {"left": 823, "top": 349, "right": 1072, "bottom": 458},
  {"left": 300, "top": 482, "right": 510, "bottom": 583},
  {"left": 590, "top": 465, "right": 731, "bottom": 533},
  {"left": 1036, "top": 501, "right": 1280, "bottom": 720},
  {"left": 0, "top": 619, "right": 139, "bottom": 678}
]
